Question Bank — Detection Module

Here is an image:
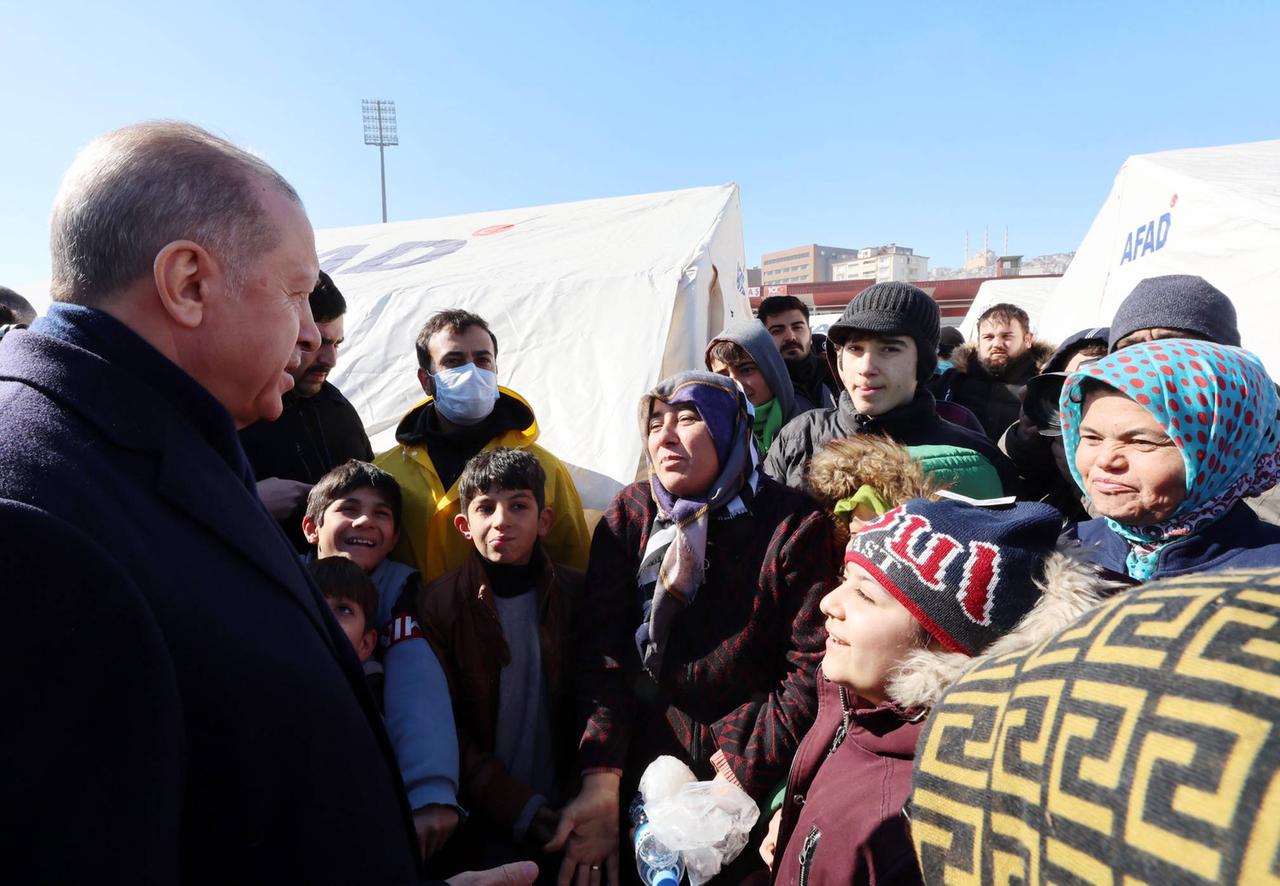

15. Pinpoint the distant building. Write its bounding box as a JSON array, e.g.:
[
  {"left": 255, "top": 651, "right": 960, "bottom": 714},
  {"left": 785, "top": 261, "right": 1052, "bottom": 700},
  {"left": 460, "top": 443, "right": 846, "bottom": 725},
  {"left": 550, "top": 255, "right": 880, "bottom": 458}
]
[
  {"left": 760, "top": 244, "right": 862, "bottom": 285},
  {"left": 831, "top": 244, "right": 929, "bottom": 283},
  {"left": 995, "top": 255, "right": 1022, "bottom": 277},
  {"left": 746, "top": 266, "right": 762, "bottom": 288},
  {"left": 964, "top": 248, "right": 997, "bottom": 274}
]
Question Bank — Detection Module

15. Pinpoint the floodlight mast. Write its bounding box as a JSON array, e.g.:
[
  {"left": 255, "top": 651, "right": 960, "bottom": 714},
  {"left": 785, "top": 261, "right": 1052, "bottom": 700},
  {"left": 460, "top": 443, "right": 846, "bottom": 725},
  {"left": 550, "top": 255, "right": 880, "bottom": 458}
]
[{"left": 361, "top": 99, "right": 399, "bottom": 223}]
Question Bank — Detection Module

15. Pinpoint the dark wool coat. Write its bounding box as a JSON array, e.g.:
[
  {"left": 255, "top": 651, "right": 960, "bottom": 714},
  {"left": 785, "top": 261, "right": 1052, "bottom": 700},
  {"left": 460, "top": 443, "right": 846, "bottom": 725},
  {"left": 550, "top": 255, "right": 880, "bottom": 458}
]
[
  {"left": 0, "top": 313, "right": 423, "bottom": 884},
  {"left": 929, "top": 341, "right": 1054, "bottom": 442},
  {"left": 574, "top": 476, "right": 837, "bottom": 802},
  {"left": 770, "top": 678, "right": 923, "bottom": 886},
  {"left": 763, "top": 389, "right": 1021, "bottom": 495}
]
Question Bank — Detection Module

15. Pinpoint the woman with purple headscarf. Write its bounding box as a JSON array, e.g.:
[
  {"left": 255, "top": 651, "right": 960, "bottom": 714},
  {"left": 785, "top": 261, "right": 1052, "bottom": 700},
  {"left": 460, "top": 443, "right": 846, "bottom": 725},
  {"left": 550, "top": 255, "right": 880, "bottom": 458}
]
[
  {"left": 1060, "top": 339, "right": 1280, "bottom": 582},
  {"left": 547, "top": 371, "right": 836, "bottom": 885}
]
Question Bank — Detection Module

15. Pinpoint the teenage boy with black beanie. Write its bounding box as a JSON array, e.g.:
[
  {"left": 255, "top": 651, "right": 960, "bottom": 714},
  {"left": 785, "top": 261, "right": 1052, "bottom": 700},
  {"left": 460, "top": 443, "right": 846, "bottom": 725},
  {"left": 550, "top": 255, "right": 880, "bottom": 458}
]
[{"left": 763, "top": 282, "right": 1018, "bottom": 493}]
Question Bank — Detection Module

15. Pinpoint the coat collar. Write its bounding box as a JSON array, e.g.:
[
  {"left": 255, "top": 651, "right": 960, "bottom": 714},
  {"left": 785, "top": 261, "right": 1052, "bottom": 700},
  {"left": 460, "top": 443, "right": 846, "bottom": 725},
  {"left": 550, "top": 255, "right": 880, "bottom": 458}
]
[
  {"left": 0, "top": 320, "right": 339, "bottom": 650},
  {"left": 837, "top": 386, "right": 939, "bottom": 434}
]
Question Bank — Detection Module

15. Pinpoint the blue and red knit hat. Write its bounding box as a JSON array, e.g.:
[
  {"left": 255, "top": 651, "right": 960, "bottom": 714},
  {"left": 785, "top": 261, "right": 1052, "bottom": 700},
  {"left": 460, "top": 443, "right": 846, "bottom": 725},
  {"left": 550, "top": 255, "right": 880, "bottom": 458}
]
[{"left": 844, "top": 498, "right": 1060, "bottom": 655}]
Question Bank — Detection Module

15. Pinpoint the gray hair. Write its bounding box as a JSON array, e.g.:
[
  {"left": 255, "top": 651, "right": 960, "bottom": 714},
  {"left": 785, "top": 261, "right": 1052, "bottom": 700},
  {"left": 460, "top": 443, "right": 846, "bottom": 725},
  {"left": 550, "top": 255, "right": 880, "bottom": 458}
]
[{"left": 49, "top": 120, "right": 303, "bottom": 304}]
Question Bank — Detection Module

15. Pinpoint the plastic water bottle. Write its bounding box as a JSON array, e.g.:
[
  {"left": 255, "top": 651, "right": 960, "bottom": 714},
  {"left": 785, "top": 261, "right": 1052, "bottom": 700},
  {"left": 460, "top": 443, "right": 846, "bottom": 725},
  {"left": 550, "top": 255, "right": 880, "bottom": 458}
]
[{"left": 630, "top": 794, "right": 684, "bottom": 886}]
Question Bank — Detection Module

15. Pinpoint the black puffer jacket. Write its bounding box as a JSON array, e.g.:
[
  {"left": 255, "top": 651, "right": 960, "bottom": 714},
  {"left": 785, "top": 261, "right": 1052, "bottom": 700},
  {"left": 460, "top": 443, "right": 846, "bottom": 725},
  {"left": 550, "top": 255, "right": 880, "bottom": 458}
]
[
  {"left": 929, "top": 341, "right": 1054, "bottom": 441},
  {"left": 762, "top": 388, "right": 1020, "bottom": 494}
]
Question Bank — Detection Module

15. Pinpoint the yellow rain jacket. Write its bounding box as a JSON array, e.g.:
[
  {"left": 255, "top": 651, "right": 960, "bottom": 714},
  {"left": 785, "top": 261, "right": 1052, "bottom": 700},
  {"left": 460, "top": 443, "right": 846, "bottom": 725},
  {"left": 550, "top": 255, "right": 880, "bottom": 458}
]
[{"left": 374, "top": 387, "right": 590, "bottom": 584}]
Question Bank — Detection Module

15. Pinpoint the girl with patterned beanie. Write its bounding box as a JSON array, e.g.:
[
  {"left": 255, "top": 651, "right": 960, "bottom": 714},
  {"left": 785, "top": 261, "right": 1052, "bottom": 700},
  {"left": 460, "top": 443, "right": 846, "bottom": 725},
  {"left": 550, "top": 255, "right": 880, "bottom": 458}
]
[{"left": 762, "top": 497, "right": 1115, "bottom": 886}]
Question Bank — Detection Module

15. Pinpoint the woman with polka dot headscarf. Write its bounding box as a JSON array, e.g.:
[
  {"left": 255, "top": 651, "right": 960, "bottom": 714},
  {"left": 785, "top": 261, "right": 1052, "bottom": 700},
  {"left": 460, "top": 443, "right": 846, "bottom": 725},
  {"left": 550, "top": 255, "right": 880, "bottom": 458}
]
[{"left": 1059, "top": 339, "right": 1280, "bottom": 582}]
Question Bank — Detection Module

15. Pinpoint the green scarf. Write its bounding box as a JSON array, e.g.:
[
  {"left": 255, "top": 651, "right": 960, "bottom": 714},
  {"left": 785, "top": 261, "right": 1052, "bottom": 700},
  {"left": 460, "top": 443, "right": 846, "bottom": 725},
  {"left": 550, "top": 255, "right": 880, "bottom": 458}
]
[{"left": 752, "top": 397, "right": 784, "bottom": 453}]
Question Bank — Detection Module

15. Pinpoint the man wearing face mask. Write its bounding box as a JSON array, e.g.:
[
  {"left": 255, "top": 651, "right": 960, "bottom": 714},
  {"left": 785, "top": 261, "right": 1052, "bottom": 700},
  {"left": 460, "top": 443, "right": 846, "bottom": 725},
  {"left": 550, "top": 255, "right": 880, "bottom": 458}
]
[{"left": 374, "top": 309, "right": 591, "bottom": 584}]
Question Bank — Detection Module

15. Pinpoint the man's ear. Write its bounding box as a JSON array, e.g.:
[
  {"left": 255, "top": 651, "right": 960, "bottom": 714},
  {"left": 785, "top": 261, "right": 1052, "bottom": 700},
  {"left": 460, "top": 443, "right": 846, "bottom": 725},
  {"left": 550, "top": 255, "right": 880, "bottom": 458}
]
[
  {"left": 154, "top": 239, "right": 219, "bottom": 329},
  {"left": 418, "top": 367, "right": 435, "bottom": 398},
  {"left": 537, "top": 505, "right": 553, "bottom": 538},
  {"left": 302, "top": 514, "right": 321, "bottom": 545},
  {"left": 454, "top": 512, "right": 473, "bottom": 540}
]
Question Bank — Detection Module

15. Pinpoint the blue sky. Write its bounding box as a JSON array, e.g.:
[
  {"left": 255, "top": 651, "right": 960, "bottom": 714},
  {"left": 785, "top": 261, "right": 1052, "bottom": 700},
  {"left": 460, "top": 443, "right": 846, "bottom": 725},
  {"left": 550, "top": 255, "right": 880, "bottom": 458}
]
[{"left": 3, "top": 1, "right": 1277, "bottom": 299}]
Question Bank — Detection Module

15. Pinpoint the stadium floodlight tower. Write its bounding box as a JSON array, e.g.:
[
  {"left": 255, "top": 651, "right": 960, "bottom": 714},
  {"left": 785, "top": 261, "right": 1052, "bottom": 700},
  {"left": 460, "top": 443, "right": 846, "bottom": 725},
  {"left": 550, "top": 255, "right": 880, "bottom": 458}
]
[{"left": 361, "top": 99, "right": 398, "bottom": 223}]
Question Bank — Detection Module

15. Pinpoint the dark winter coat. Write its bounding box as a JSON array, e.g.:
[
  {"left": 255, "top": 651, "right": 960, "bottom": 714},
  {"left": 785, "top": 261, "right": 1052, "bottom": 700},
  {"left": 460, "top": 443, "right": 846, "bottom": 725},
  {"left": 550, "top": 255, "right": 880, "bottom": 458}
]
[
  {"left": 1000, "top": 328, "right": 1109, "bottom": 522},
  {"left": 930, "top": 341, "right": 1054, "bottom": 441},
  {"left": 1064, "top": 501, "right": 1280, "bottom": 581},
  {"left": 770, "top": 678, "right": 923, "bottom": 886},
  {"left": 763, "top": 388, "right": 1020, "bottom": 494},
  {"left": 787, "top": 333, "right": 840, "bottom": 410},
  {"left": 0, "top": 308, "right": 422, "bottom": 883},
  {"left": 574, "top": 476, "right": 837, "bottom": 802},
  {"left": 238, "top": 381, "right": 374, "bottom": 550}
]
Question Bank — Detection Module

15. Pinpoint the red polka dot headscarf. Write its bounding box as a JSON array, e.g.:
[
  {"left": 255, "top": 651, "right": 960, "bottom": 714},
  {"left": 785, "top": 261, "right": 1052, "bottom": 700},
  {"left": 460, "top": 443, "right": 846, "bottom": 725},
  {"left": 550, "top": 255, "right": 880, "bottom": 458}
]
[{"left": 1060, "top": 339, "right": 1280, "bottom": 578}]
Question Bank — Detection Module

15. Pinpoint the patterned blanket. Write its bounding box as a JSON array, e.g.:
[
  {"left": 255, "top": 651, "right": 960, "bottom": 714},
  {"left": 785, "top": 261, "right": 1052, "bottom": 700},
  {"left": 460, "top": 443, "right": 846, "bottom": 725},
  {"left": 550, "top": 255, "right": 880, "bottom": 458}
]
[{"left": 911, "top": 568, "right": 1280, "bottom": 884}]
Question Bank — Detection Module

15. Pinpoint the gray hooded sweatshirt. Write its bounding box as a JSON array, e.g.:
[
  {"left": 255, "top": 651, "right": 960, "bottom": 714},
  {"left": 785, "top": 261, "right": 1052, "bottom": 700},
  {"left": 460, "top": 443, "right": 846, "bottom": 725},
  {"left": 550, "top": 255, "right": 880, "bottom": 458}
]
[{"left": 704, "top": 318, "right": 815, "bottom": 423}]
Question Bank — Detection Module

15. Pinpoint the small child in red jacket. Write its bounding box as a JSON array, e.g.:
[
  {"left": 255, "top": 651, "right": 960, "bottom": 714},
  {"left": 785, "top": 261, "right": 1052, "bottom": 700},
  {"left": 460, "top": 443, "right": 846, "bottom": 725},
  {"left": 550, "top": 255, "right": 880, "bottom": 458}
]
[{"left": 765, "top": 496, "right": 1102, "bottom": 885}]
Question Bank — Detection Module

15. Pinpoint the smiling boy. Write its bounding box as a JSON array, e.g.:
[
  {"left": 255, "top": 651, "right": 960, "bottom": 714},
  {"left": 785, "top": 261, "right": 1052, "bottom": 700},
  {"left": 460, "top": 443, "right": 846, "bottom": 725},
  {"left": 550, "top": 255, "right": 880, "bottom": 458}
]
[
  {"left": 300, "top": 460, "right": 463, "bottom": 864},
  {"left": 412, "top": 447, "right": 584, "bottom": 881}
]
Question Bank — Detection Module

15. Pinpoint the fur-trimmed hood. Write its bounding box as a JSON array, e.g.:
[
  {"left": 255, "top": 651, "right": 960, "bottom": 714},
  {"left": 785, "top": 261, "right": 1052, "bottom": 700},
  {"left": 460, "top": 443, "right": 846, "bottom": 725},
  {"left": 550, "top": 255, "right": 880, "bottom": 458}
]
[
  {"left": 949, "top": 339, "right": 1056, "bottom": 378},
  {"left": 806, "top": 435, "right": 941, "bottom": 509},
  {"left": 885, "top": 547, "right": 1123, "bottom": 710}
]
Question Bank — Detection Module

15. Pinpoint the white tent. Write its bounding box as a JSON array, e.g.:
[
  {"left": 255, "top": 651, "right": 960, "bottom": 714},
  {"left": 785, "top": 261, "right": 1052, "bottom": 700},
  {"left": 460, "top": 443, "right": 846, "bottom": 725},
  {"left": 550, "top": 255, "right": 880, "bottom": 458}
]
[
  {"left": 316, "top": 184, "right": 750, "bottom": 515},
  {"left": 1038, "top": 139, "right": 1280, "bottom": 376},
  {"left": 958, "top": 276, "right": 1061, "bottom": 340}
]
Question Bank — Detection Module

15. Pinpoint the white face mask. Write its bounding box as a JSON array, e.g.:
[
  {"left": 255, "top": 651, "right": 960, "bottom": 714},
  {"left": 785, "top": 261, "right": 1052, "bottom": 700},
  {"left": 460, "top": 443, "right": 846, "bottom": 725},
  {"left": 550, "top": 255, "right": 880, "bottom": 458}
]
[{"left": 431, "top": 363, "right": 500, "bottom": 425}]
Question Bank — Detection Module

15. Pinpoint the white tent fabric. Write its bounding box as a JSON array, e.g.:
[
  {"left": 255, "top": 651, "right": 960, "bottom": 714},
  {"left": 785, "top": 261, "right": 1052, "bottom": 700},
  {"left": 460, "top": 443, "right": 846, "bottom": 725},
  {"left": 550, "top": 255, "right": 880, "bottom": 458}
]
[
  {"left": 958, "top": 276, "right": 1061, "bottom": 340},
  {"left": 1039, "top": 139, "right": 1280, "bottom": 376},
  {"left": 316, "top": 184, "right": 750, "bottom": 514}
]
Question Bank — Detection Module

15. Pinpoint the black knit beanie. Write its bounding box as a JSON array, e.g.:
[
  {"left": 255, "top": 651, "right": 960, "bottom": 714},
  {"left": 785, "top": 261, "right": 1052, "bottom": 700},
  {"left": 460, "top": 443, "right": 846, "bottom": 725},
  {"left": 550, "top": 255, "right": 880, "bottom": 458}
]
[
  {"left": 1108, "top": 275, "right": 1240, "bottom": 351},
  {"left": 826, "top": 282, "right": 940, "bottom": 382}
]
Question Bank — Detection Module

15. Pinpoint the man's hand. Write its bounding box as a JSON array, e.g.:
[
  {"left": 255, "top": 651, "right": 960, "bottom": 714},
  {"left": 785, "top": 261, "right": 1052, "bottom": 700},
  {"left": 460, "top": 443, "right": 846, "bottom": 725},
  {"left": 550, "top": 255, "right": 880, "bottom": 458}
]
[
  {"left": 527, "top": 804, "right": 561, "bottom": 848},
  {"left": 445, "top": 861, "right": 539, "bottom": 886},
  {"left": 255, "top": 477, "right": 313, "bottom": 520},
  {"left": 414, "top": 804, "right": 460, "bottom": 860},
  {"left": 758, "top": 807, "right": 783, "bottom": 869},
  {"left": 545, "top": 773, "right": 621, "bottom": 886}
]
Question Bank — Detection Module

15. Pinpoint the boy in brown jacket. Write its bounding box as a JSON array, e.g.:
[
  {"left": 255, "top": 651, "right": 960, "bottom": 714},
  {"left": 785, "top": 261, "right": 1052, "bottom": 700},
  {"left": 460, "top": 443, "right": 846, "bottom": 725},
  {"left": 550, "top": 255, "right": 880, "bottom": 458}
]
[{"left": 414, "top": 447, "right": 584, "bottom": 881}]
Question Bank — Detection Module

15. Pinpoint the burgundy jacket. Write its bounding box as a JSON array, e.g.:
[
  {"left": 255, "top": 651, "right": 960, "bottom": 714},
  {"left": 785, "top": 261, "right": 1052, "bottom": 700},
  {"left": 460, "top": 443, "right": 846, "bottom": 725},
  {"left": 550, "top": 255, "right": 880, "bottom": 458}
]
[
  {"left": 574, "top": 476, "right": 836, "bottom": 801},
  {"left": 771, "top": 675, "right": 924, "bottom": 886}
]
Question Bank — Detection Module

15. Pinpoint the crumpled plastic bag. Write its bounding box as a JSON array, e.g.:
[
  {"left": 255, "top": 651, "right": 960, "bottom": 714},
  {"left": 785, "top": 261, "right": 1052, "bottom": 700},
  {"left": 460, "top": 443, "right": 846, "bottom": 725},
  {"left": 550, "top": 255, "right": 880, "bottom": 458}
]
[{"left": 639, "top": 756, "right": 761, "bottom": 885}]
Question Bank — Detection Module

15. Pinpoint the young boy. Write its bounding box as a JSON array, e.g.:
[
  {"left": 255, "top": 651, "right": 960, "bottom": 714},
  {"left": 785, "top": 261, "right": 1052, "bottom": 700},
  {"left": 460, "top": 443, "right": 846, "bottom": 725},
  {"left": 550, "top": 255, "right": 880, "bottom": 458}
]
[
  {"left": 414, "top": 447, "right": 584, "bottom": 881},
  {"left": 764, "top": 498, "right": 1107, "bottom": 885},
  {"left": 300, "top": 459, "right": 462, "bottom": 863},
  {"left": 307, "top": 556, "right": 382, "bottom": 700}
]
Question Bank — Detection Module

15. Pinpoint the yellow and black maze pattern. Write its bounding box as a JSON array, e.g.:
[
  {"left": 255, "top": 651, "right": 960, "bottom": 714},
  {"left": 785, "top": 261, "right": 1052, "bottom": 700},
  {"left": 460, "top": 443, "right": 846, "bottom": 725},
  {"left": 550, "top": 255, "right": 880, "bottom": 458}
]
[{"left": 910, "top": 569, "right": 1280, "bottom": 885}]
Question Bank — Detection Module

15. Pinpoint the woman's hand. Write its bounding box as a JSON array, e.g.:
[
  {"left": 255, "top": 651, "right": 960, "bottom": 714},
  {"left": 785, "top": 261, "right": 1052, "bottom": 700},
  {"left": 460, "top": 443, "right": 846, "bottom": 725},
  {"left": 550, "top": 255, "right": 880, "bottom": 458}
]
[
  {"left": 544, "top": 773, "right": 621, "bottom": 886},
  {"left": 758, "top": 807, "right": 783, "bottom": 869}
]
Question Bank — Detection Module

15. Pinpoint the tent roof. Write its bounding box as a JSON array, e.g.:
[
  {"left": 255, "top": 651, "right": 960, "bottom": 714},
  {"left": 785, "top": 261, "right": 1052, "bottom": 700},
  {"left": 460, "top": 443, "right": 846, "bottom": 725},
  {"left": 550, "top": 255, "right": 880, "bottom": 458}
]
[
  {"left": 1039, "top": 139, "right": 1280, "bottom": 377},
  {"left": 317, "top": 184, "right": 748, "bottom": 512}
]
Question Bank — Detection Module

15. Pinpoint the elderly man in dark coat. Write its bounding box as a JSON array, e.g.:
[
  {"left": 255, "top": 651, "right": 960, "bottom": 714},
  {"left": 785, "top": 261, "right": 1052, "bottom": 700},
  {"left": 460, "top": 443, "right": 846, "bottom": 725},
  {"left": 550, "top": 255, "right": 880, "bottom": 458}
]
[{"left": 0, "top": 122, "right": 532, "bottom": 886}]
